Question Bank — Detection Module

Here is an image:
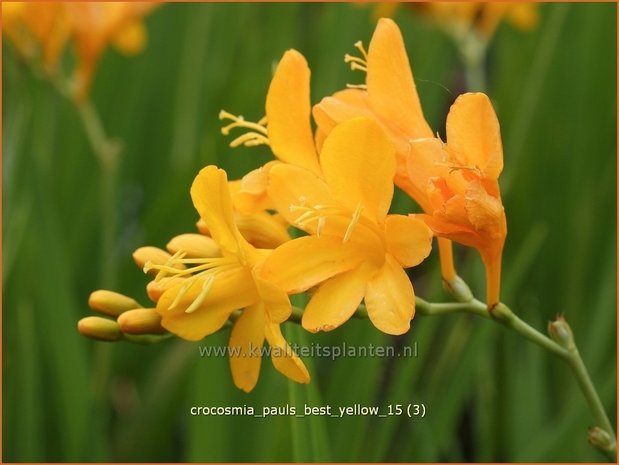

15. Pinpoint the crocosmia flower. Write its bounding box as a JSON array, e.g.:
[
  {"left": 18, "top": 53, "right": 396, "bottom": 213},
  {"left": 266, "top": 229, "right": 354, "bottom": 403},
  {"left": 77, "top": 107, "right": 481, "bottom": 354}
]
[
  {"left": 261, "top": 117, "right": 433, "bottom": 335},
  {"left": 148, "top": 166, "right": 309, "bottom": 392},
  {"left": 314, "top": 18, "right": 507, "bottom": 306},
  {"left": 409, "top": 92, "right": 507, "bottom": 306}
]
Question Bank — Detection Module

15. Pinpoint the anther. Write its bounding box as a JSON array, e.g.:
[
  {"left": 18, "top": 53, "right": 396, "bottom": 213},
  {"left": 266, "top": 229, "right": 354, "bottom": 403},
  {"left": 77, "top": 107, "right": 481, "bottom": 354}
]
[{"left": 219, "top": 110, "right": 270, "bottom": 148}]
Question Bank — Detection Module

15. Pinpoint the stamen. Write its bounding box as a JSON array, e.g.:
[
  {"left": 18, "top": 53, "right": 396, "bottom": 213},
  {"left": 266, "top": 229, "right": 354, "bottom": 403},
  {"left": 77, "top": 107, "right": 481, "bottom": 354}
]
[
  {"left": 354, "top": 40, "right": 368, "bottom": 59},
  {"left": 343, "top": 203, "right": 364, "bottom": 243},
  {"left": 344, "top": 40, "right": 368, "bottom": 73},
  {"left": 184, "top": 276, "right": 216, "bottom": 314},
  {"left": 229, "top": 132, "right": 270, "bottom": 148},
  {"left": 167, "top": 261, "right": 238, "bottom": 311},
  {"left": 346, "top": 83, "right": 368, "bottom": 90},
  {"left": 219, "top": 110, "right": 270, "bottom": 148},
  {"left": 143, "top": 249, "right": 186, "bottom": 280}
]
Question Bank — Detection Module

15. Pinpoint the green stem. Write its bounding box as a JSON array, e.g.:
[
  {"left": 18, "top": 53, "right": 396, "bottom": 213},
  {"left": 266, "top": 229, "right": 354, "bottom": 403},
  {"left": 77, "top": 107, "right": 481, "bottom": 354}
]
[
  {"left": 567, "top": 347, "right": 617, "bottom": 459},
  {"left": 416, "top": 297, "right": 616, "bottom": 460}
]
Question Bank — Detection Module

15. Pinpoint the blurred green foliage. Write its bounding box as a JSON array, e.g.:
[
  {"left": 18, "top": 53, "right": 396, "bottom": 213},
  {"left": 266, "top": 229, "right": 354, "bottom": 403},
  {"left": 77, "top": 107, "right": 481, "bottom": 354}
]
[{"left": 3, "top": 3, "right": 616, "bottom": 462}]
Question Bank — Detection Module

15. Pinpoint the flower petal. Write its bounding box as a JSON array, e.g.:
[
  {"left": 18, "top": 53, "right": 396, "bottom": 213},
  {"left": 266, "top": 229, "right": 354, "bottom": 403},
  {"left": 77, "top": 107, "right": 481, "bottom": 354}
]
[
  {"left": 405, "top": 137, "right": 447, "bottom": 212},
  {"left": 229, "top": 303, "right": 265, "bottom": 392},
  {"left": 366, "top": 18, "right": 433, "bottom": 139},
  {"left": 231, "top": 160, "right": 281, "bottom": 215},
  {"left": 254, "top": 275, "right": 292, "bottom": 324},
  {"left": 234, "top": 211, "right": 291, "bottom": 249},
  {"left": 446, "top": 93, "right": 503, "bottom": 180},
  {"left": 385, "top": 215, "right": 433, "bottom": 268},
  {"left": 302, "top": 263, "right": 375, "bottom": 333},
  {"left": 320, "top": 117, "right": 395, "bottom": 222},
  {"left": 157, "top": 267, "right": 258, "bottom": 341},
  {"left": 259, "top": 236, "right": 366, "bottom": 293},
  {"left": 266, "top": 49, "right": 321, "bottom": 175},
  {"left": 365, "top": 254, "right": 415, "bottom": 335},
  {"left": 313, "top": 88, "right": 372, "bottom": 134},
  {"left": 191, "top": 166, "right": 252, "bottom": 257},
  {"left": 464, "top": 180, "right": 506, "bottom": 235},
  {"left": 264, "top": 323, "right": 310, "bottom": 384}
]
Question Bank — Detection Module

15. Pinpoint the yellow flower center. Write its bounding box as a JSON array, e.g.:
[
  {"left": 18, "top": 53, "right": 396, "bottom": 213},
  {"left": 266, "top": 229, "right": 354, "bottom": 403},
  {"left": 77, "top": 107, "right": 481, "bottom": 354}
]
[
  {"left": 219, "top": 110, "right": 269, "bottom": 148},
  {"left": 143, "top": 250, "right": 239, "bottom": 314}
]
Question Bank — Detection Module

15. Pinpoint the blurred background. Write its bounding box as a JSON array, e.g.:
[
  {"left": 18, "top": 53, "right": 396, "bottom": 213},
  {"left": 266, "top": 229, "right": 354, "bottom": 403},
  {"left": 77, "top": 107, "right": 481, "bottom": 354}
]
[{"left": 3, "top": 2, "right": 616, "bottom": 462}]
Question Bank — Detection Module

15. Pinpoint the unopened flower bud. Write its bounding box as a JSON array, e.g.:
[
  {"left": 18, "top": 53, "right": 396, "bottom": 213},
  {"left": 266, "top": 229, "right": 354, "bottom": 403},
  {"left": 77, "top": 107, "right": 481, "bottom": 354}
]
[
  {"left": 133, "top": 246, "right": 185, "bottom": 275},
  {"left": 547, "top": 314, "right": 575, "bottom": 350},
  {"left": 117, "top": 308, "right": 166, "bottom": 334},
  {"left": 146, "top": 277, "right": 180, "bottom": 302},
  {"left": 88, "top": 290, "right": 142, "bottom": 317},
  {"left": 78, "top": 316, "right": 122, "bottom": 341},
  {"left": 588, "top": 426, "right": 616, "bottom": 452},
  {"left": 166, "top": 233, "right": 220, "bottom": 258}
]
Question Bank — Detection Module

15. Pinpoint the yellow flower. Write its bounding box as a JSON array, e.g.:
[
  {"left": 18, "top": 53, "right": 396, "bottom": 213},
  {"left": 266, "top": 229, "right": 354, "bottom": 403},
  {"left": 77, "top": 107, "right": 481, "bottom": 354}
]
[
  {"left": 313, "top": 17, "right": 459, "bottom": 283},
  {"left": 148, "top": 166, "right": 309, "bottom": 392},
  {"left": 409, "top": 92, "right": 507, "bottom": 306},
  {"left": 2, "top": 2, "right": 71, "bottom": 69},
  {"left": 423, "top": 2, "right": 538, "bottom": 38},
  {"left": 65, "top": 2, "right": 155, "bottom": 100},
  {"left": 260, "top": 117, "right": 433, "bottom": 335},
  {"left": 2, "top": 2, "right": 155, "bottom": 100},
  {"left": 218, "top": 49, "right": 321, "bottom": 213}
]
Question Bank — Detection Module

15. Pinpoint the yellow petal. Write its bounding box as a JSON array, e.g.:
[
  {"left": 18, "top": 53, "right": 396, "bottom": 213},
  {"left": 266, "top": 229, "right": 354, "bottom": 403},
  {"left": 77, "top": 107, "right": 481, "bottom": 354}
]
[
  {"left": 229, "top": 303, "right": 265, "bottom": 393},
  {"left": 264, "top": 323, "right": 310, "bottom": 384},
  {"left": 365, "top": 254, "right": 415, "bottom": 335},
  {"left": 232, "top": 162, "right": 277, "bottom": 215},
  {"left": 259, "top": 236, "right": 366, "bottom": 293},
  {"left": 157, "top": 267, "right": 258, "bottom": 341},
  {"left": 464, "top": 180, "right": 506, "bottom": 235},
  {"left": 384, "top": 215, "right": 433, "bottom": 268},
  {"left": 234, "top": 211, "right": 291, "bottom": 249},
  {"left": 266, "top": 49, "right": 321, "bottom": 175},
  {"left": 254, "top": 276, "right": 291, "bottom": 324},
  {"left": 190, "top": 166, "right": 254, "bottom": 259},
  {"left": 313, "top": 88, "right": 373, "bottom": 135},
  {"left": 446, "top": 93, "right": 503, "bottom": 180},
  {"left": 367, "top": 18, "right": 433, "bottom": 139},
  {"left": 320, "top": 117, "right": 395, "bottom": 222},
  {"left": 405, "top": 137, "right": 447, "bottom": 212},
  {"left": 302, "top": 264, "right": 375, "bottom": 333}
]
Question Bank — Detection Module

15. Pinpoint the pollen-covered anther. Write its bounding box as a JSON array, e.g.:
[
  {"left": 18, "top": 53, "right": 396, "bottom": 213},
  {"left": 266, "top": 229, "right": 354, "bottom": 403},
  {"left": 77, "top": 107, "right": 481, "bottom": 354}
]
[
  {"left": 344, "top": 40, "right": 368, "bottom": 72},
  {"left": 219, "top": 110, "right": 270, "bottom": 148}
]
